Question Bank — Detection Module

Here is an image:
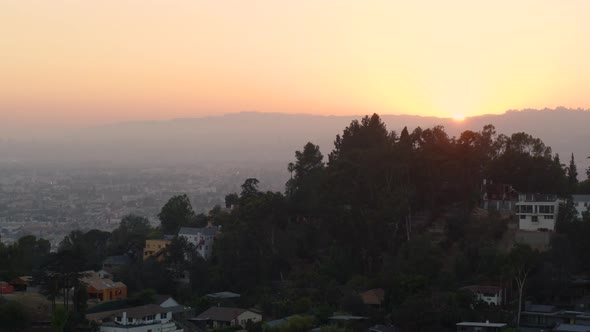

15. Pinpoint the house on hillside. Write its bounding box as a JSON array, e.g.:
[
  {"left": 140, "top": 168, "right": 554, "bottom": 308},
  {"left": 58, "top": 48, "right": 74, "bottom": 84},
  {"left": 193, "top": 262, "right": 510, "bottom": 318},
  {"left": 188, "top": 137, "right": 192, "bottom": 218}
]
[
  {"left": 143, "top": 238, "right": 172, "bottom": 261},
  {"left": 9, "top": 276, "right": 32, "bottom": 291},
  {"left": 573, "top": 195, "right": 590, "bottom": 220},
  {"left": 102, "top": 255, "right": 132, "bottom": 273},
  {"left": 0, "top": 282, "right": 14, "bottom": 294},
  {"left": 360, "top": 288, "right": 385, "bottom": 307},
  {"left": 516, "top": 193, "right": 560, "bottom": 231},
  {"left": 193, "top": 307, "right": 262, "bottom": 329},
  {"left": 481, "top": 180, "right": 518, "bottom": 212},
  {"left": 86, "top": 304, "right": 182, "bottom": 332},
  {"left": 81, "top": 271, "right": 127, "bottom": 301},
  {"left": 461, "top": 285, "right": 504, "bottom": 306},
  {"left": 178, "top": 224, "right": 220, "bottom": 259}
]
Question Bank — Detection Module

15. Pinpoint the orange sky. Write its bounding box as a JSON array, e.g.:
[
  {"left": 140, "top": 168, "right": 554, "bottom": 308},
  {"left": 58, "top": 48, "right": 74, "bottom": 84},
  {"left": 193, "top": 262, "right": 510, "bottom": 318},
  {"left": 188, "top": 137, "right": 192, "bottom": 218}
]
[{"left": 2, "top": 1, "right": 590, "bottom": 135}]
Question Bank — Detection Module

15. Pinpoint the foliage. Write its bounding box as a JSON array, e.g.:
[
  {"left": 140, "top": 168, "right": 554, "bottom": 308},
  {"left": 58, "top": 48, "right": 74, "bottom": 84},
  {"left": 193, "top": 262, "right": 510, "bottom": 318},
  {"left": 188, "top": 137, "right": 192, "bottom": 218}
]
[
  {"left": 0, "top": 301, "right": 30, "bottom": 331},
  {"left": 159, "top": 194, "right": 196, "bottom": 234},
  {"left": 51, "top": 306, "right": 68, "bottom": 332}
]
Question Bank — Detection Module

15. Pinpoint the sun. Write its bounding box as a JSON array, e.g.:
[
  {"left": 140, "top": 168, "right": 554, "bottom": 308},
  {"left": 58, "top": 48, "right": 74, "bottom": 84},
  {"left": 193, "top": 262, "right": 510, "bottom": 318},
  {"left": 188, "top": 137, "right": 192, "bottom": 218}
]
[{"left": 452, "top": 114, "right": 465, "bottom": 122}]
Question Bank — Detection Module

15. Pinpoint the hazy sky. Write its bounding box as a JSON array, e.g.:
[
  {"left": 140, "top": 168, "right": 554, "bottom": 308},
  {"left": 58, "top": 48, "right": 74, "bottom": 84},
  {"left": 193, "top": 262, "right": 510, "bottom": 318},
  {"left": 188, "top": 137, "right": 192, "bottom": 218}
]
[{"left": 2, "top": 1, "right": 590, "bottom": 137}]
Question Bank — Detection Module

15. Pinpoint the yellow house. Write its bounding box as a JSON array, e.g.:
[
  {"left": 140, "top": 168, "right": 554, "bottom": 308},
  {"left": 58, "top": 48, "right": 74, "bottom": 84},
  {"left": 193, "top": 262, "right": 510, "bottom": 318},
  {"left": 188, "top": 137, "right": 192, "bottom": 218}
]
[{"left": 143, "top": 239, "right": 171, "bottom": 261}]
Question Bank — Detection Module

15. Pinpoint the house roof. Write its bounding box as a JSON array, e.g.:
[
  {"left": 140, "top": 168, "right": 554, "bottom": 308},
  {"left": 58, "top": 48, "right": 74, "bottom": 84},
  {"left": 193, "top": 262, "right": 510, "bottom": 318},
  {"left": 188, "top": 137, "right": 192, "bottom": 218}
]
[
  {"left": 103, "top": 255, "right": 132, "bottom": 266},
  {"left": 10, "top": 276, "right": 32, "bottom": 285},
  {"left": 573, "top": 195, "right": 590, "bottom": 202},
  {"left": 86, "top": 304, "right": 168, "bottom": 321},
  {"left": 81, "top": 275, "right": 126, "bottom": 291},
  {"left": 206, "top": 291, "right": 241, "bottom": 299},
  {"left": 553, "top": 323, "right": 590, "bottom": 332},
  {"left": 456, "top": 322, "right": 506, "bottom": 328},
  {"left": 179, "top": 226, "right": 219, "bottom": 237},
  {"left": 368, "top": 324, "right": 400, "bottom": 332},
  {"left": 195, "top": 307, "right": 251, "bottom": 322},
  {"left": 360, "top": 288, "right": 385, "bottom": 305},
  {"left": 524, "top": 304, "right": 558, "bottom": 313}
]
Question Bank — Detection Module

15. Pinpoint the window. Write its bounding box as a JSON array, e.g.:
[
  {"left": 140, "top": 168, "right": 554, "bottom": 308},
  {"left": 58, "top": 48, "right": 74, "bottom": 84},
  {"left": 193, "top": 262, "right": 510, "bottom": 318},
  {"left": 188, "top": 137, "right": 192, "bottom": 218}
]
[
  {"left": 544, "top": 215, "right": 553, "bottom": 219},
  {"left": 160, "top": 313, "right": 167, "bottom": 319},
  {"left": 532, "top": 216, "right": 538, "bottom": 223},
  {"left": 116, "top": 316, "right": 122, "bottom": 322},
  {"left": 539, "top": 205, "right": 554, "bottom": 214},
  {"left": 145, "top": 315, "right": 155, "bottom": 321},
  {"left": 520, "top": 215, "right": 526, "bottom": 219}
]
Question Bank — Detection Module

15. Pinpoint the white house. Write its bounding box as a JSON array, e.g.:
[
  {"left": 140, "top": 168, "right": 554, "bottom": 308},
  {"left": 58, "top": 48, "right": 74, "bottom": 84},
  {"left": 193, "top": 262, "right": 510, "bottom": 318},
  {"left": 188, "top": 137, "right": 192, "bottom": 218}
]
[
  {"left": 515, "top": 193, "right": 560, "bottom": 231},
  {"left": 178, "top": 225, "right": 220, "bottom": 259},
  {"left": 572, "top": 195, "right": 590, "bottom": 220},
  {"left": 194, "top": 307, "right": 262, "bottom": 329},
  {"left": 461, "top": 285, "right": 504, "bottom": 306},
  {"left": 86, "top": 304, "right": 183, "bottom": 332}
]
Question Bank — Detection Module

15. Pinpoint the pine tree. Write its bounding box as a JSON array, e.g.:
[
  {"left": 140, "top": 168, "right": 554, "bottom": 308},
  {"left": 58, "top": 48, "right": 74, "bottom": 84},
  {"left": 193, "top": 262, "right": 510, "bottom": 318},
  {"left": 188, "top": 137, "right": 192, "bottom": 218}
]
[{"left": 568, "top": 153, "right": 578, "bottom": 190}]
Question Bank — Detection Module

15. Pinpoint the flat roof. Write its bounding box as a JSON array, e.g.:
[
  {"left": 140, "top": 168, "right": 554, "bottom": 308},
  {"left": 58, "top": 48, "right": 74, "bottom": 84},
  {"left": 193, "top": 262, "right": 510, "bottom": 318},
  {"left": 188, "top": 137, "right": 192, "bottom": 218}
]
[{"left": 456, "top": 322, "right": 507, "bottom": 328}]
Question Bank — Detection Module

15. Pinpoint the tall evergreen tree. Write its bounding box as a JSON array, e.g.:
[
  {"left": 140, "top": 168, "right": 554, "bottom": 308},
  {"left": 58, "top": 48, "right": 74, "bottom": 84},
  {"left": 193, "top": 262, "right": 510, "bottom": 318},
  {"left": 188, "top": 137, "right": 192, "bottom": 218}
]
[{"left": 568, "top": 153, "right": 579, "bottom": 190}]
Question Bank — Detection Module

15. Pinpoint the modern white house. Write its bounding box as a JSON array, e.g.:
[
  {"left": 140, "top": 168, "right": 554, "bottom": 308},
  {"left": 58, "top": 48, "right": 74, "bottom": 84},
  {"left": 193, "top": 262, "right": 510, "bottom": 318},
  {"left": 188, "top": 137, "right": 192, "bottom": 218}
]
[
  {"left": 515, "top": 193, "right": 560, "bottom": 231},
  {"left": 178, "top": 225, "right": 220, "bottom": 259},
  {"left": 87, "top": 304, "right": 183, "bottom": 332},
  {"left": 461, "top": 285, "right": 504, "bottom": 306},
  {"left": 572, "top": 195, "right": 590, "bottom": 220}
]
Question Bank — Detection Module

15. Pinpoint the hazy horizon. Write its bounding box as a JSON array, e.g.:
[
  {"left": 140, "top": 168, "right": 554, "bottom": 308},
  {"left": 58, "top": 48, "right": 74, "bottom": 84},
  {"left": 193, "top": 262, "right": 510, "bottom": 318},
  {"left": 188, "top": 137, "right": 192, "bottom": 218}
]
[{"left": 3, "top": 1, "right": 590, "bottom": 139}]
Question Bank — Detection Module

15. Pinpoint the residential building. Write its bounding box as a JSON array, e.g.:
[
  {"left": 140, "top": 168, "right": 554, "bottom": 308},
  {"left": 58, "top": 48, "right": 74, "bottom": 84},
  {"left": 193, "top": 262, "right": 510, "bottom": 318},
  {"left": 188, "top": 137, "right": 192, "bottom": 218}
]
[
  {"left": 461, "top": 285, "right": 504, "bottom": 306},
  {"left": 553, "top": 323, "right": 590, "bottom": 332},
  {"left": 456, "top": 321, "right": 506, "bottom": 332},
  {"left": 143, "top": 238, "right": 171, "bottom": 261},
  {"left": 0, "top": 282, "right": 14, "bottom": 294},
  {"left": 82, "top": 271, "right": 127, "bottom": 301},
  {"left": 9, "top": 276, "right": 32, "bottom": 291},
  {"left": 573, "top": 195, "right": 590, "bottom": 220},
  {"left": 194, "top": 307, "right": 262, "bottom": 329},
  {"left": 481, "top": 180, "right": 518, "bottom": 212},
  {"left": 102, "top": 255, "right": 132, "bottom": 273},
  {"left": 360, "top": 288, "right": 385, "bottom": 307},
  {"left": 515, "top": 193, "right": 560, "bottom": 231},
  {"left": 178, "top": 225, "right": 220, "bottom": 259},
  {"left": 86, "top": 304, "right": 182, "bottom": 332}
]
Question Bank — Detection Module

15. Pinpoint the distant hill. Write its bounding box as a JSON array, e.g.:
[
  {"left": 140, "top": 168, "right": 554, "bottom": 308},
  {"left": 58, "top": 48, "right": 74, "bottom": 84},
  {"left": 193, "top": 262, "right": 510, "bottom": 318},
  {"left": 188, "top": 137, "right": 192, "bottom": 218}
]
[{"left": 1, "top": 108, "right": 589, "bottom": 176}]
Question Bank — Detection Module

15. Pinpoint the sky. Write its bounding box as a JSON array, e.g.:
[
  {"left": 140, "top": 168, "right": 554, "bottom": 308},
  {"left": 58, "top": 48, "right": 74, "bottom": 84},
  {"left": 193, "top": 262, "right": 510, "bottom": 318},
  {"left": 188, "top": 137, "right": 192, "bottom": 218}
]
[{"left": 2, "top": 1, "right": 590, "bottom": 137}]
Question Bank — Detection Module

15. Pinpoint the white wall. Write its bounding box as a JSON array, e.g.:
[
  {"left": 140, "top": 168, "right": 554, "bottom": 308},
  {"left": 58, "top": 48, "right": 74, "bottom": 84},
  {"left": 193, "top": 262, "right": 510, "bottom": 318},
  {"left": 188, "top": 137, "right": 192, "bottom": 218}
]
[
  {"left": 574, "top": 200, "right": 589, "bottom": 219},
  {"left": 516, "top": 201, "right": 559, "bottom": 231},
  {"left": 237, "top": 311, "right": 262, "bottom": 327}
]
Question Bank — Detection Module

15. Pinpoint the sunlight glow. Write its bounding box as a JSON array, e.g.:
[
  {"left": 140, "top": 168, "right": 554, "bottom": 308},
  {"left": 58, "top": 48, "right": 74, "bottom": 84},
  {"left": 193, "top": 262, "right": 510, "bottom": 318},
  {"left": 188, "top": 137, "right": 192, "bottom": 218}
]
[{"left": 452, "top": 114, "right": 466, "bottom": 122}]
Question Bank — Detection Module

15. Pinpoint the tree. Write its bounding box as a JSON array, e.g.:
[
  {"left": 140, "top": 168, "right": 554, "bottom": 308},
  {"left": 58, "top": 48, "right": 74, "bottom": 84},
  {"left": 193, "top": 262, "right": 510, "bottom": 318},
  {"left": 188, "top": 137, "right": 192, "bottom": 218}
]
[
  {"left": 0, "top": 301, "right": 30, "bottom": 331},
  {"left": 159, "top": 195, "right": 196, "bottom": 234},
  {"left": 568, "top": 153, "right": 578, "bottom": 191},
  {"left": 241, "top": 178, "right": 260, "bottom": 198},
  {"left": 225, "top": 193, "right": 239, "bottom": 209},
  {"left": 505, "top": 244, "right": 539, "bottom": 328},
  {"left": 51, "top": 306, "right": 68, "bottom": 332},
  {"left": 109, "top": 214, "right": 151, "bottom": 256}
]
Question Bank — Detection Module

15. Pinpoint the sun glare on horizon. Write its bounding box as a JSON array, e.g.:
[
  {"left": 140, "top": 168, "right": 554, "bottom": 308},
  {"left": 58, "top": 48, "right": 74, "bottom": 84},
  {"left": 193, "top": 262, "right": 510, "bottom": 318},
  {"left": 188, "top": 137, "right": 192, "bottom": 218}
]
[{"left": 452, "top": 114, "right": 466, "bottom": 122}]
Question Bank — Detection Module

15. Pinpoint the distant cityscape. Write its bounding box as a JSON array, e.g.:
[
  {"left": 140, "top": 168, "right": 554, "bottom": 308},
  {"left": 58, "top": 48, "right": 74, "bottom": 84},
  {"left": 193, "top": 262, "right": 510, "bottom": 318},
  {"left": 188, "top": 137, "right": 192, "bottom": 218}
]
[{"left": 0, "top": 164, "right": 286, "bottom": 250}]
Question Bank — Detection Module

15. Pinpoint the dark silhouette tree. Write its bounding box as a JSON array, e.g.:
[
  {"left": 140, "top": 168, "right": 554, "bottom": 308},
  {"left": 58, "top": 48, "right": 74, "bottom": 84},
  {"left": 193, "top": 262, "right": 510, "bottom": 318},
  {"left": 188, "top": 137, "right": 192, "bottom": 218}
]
[{"left": 159, "top": 195, "right": 196, "bottom": 234}]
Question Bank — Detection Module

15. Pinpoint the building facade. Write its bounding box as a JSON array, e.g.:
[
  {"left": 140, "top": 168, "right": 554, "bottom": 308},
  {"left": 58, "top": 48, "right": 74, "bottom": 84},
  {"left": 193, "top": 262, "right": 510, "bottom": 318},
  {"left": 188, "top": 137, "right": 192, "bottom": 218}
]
[
  {"left": 516, "top": 193, "right": 560, "bottom": 231},
  {"left": 82, "top": 271, "right": 127, "bottom": 301},
  {"left": 572, "top": 195, "right": 590, "bottom": 220},
  {"left": 143, "top": 239, "right": 171, "bottom": 261},
  {"left": 178, "top": 225, "right": 220, "bottom": 259},
  {"left": 87, "top": 304, "right": 182, "bottom": 332}
]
